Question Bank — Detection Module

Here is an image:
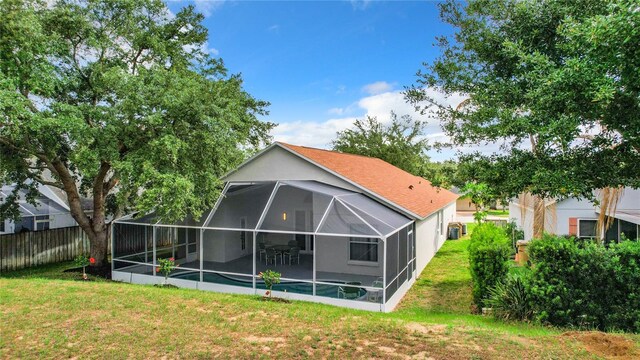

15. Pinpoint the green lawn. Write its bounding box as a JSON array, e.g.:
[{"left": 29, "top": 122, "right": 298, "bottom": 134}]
[
  {"left": 1, "top": 226, "right": 639, "bottom": 359},
  {"left": 486, "top": 210, "right": 510, "bottom": 217}
]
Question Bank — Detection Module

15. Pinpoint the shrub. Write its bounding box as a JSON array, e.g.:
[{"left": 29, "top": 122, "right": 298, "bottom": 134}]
[
  {"left": 259, "top": 270, "right": 281, "bottom": 297},
  {"left": 527, "top": 235, "right": 640, "bottom": 332},
  {"left": 607, "top": 240, "right": 640, "bottom": 332},
  {"left": 157, "top": 257, "right": 178, "bottom": 285},
  {"left": 74, "top": 255, "right": 95, "bottom": 280},
  {"left": 487, "top": 273, "right": 533, "bottom": 321},
  {"left": 468, "top": 223, "right": 511, "bottom": 309}
]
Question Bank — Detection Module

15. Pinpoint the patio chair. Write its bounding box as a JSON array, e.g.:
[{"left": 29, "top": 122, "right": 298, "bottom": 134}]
[
  {"left": 258, "top": 241, "right": 267, "bottom": 262},
  {"left": 367, "top": 277, "right": 384, "bottom": 303},
  {"left": 337, "top": 281, "right": 362, "bottom": 300},
  {"left": 287, "top": 246, "right": 300, "bottom": 265},
  {"left": 265, "top": 247, "right": 281, "bottom": 266}
]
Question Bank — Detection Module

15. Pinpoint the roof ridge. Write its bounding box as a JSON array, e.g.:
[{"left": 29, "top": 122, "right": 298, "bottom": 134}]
[{"left": 278, "top": 142, "right": 392, "bottom": 161}]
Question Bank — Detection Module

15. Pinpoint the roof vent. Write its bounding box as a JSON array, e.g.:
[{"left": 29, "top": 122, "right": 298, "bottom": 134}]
[{"left": 408, "top": 185, "right": 414, "bottom": 190}]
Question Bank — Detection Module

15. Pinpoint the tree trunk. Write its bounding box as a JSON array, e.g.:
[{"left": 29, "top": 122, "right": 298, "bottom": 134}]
[
  {"left": 88, "top": 226, "right": 109, "bottom": 267},
  {"left": 533, "top": 195, "right": 545, "bottom": 240}
]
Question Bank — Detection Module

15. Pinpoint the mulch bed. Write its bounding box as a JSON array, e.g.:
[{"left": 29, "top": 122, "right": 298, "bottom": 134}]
[
  {"left": 63, "top": 264, "right": 112, "bottom": 280},
  {"left": 258, "top": 296, "right": 291, "bottom": 303},
  {"left": 154, "top": 284, "right": 179, "bottom": 289}
]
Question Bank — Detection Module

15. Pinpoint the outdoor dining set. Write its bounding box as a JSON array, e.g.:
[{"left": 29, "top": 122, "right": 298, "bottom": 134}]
[{"left": 258, "top": 240, "right": 301, "bottom": 265}]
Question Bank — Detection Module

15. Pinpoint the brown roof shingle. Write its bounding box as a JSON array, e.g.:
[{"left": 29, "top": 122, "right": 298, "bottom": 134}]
[{"left": 279, "top": 142, "right": 458, "bottom": 219}]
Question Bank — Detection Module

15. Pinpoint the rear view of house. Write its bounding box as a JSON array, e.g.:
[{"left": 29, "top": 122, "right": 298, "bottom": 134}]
[{"left": 112, "top": 143, "right": 457, "bottom": 311}]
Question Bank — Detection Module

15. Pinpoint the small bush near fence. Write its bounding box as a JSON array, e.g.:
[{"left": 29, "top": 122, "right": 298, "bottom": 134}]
[
  {"left": 468, "top": 223, "right": 511, "bottom": 310},
  {"left": 526, "top": 235, "right": 640, "bottom": 332}
]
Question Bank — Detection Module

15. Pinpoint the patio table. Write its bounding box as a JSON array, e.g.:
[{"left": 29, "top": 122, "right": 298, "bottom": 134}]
[{"left": 268, "top": 245, "right": 292, "bottom": 264}]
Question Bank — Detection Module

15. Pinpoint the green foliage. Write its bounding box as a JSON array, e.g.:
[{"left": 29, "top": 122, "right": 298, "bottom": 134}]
[
  {"left": 156, "top": 257, "right": 177, "bottom": 284},
  {"left": 468, "top": 223, "right": 511, "bottom": 309},
  {"left": 527, "top": 235, "right": 640, "bottom": 332},
  {"left": 461, "top": 182, "right": 494, "bottom": 223},
  {"left": 259, "top": 270, "right": 281, "bottom": 297},
  {"left": 504, "top": 220, "right": 525, "bottom": 244},
  {"left": 74, "top": 255, "right": 90, "bottom": 269},
  {"left": 0, "top": 0, "right": 273, "bottom": 263},
  {"left": 487, "top": 273, "right": 533, "bottom": 322},
  {"left": 406, "top": 0, "right": 640, "bottom": 201},
  {"left": 332, "top": 112, "right": 431, "bottom": 177}
]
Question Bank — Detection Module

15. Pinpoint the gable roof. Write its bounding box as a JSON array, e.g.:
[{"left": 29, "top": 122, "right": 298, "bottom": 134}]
[{"left": 276, "top": 142, "right": 457, "bottom": 219}]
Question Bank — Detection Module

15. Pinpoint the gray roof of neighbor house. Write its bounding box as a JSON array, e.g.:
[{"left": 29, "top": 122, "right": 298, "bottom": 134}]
[{"left": 1, "top": 181, "right": 93, "bottom": 217}]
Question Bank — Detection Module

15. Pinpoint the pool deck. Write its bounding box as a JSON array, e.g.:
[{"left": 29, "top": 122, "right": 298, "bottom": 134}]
[{"left": 179, "top": 254, "right": 380, "bottom": 286}]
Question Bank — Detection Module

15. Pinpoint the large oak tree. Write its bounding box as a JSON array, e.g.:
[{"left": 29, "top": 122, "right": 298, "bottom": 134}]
[
  {"left": 406, "top": 0, "right": 640, "bottom": 238},
  {"left": 0, "top": 0, "right": 273, "bottom": 265}
]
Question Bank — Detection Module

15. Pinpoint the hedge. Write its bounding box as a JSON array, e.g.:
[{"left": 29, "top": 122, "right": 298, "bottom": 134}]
[
  {"left": 468, "top": 223, "right": 511, "bottom": 309},
  {"left": 527, "top": 235, "right": 640, "bottom": 332}
]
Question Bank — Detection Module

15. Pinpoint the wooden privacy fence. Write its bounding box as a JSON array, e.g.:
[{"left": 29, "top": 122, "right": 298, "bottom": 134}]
[{"left": 0, "top": 226, "right": 91, "bottom": 272}]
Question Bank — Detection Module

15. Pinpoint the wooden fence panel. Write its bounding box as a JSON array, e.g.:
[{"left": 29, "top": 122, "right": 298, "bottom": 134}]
[{"left": 0, "top": 226, "right": 90, "bottom": 272}]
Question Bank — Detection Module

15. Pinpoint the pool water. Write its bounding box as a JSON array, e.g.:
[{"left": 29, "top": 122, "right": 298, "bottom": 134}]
[{"left": 173, "top": 271, "right": 370, "bottom": 300}]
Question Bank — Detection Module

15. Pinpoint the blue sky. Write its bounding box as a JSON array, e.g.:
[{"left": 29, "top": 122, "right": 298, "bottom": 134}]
[{"left": 166, "top": 1, "right": 472, "bottom": 161}]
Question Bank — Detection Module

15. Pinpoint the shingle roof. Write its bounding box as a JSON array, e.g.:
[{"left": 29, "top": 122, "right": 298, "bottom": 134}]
[{"left": 278, "top": 142, "right": 458, "bottom": 219}]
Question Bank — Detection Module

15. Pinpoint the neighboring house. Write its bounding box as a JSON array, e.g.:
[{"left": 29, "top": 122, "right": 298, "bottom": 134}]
[
  {"left": 450, "top": 186, "right": 505, "bottom": 212},
  {"left": 0, "top": 182, "right": 93, "bottom": 234},
  {"left": 112, "top": 142, "right": 458, "bottom": 312},
  {"left": 509, "top": 189, "right": 640, "bottom": 242}
]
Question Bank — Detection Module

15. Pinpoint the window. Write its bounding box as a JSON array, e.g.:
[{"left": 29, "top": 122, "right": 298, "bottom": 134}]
[
  {"left": 349, "top": 237, "right": 378, "bottom": 262},
  {"left": 578, "top": 219, "right": 597, "bottom": 239},
  {"left": 620, "top": 220, "right": 638, "bottom": 241},
  {"left": 35, "top": 215, "right": 50, "bottom": 231},
  {"left": 437, "top": 210, "right": 444, "bottom": 235},
  {"left": 0, "top": 220, "right": 4, "bottom": 232}
]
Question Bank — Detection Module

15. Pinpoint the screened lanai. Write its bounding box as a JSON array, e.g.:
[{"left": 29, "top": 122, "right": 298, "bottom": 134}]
[{"left": 112, "top": 181, "right": 416, "bottom": 310}]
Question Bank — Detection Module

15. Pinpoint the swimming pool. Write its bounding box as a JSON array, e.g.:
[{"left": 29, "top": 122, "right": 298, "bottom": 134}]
[{"left": 173, "top": 271, "right": 371, "bottom": 300}]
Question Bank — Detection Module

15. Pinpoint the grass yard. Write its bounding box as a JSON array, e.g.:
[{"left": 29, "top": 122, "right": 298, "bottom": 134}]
[
  {"left": 486, "top": 210, "right": 509, "bottom": 217},
  {"left": 2, "top": 226, "right": 639, "bottom": 359}
]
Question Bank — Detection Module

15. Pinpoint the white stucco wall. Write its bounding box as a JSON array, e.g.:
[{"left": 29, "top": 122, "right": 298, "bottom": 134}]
[
  {"left": 415, "top": 201, "right": 456, "bottom": 275},
  {"left": 509, "top": 202, "right": 559, "bottom": 241},
  {"left": 315, "top": 235, "right": 384, "bottom": 277}
]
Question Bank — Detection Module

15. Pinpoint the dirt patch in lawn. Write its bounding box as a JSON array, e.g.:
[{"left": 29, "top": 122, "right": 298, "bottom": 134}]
[
  {"left": 405, "top": 322, "right": 448, "bottom": 335},
  {"left": 244, "top": 335, "right": 286, "bottom": 344},
  {"left": 562, "top": 331, "right": 639, "bottom": 359}
]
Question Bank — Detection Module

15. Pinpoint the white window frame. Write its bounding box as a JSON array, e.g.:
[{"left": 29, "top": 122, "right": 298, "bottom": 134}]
[
  {"left": 35, "top": 215, "right": 51, "bottom": 231},
  {"left": 577, "top": 219, "right": 597, "bottom": 239},
  {"left": 348, "top": 237, "right": 379, "bottom": 265}
]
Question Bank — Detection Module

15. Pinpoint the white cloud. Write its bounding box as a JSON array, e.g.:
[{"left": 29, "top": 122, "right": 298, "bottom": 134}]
[
  {"left": 267, "top": 24, "right": 280, "bottom": 33},
  {"left": 361, "top": 81, "right": 394, "bottom": 95},
  {"left": 183, "top": 41, "right": 219, "bottom": 56},
  {"left": 271, "top": 88, "right": 471, "bottom": 160},
  {"left": 193, "top": 0, "right": 225, "bottom": 17},
  {"left": 328, "top": 108, "right": 345, "bottom": 116},
  {"left": 350, "top": 0, "right": 372, "bottom": 10}
]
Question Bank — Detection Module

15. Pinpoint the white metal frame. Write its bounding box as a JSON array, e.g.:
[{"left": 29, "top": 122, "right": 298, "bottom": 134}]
[{"left": 112, "top": 180, "right": 418, "bottom": 312}]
